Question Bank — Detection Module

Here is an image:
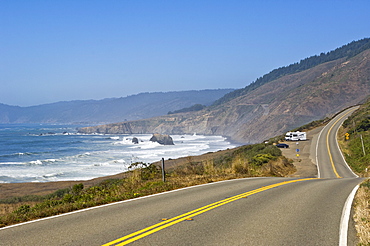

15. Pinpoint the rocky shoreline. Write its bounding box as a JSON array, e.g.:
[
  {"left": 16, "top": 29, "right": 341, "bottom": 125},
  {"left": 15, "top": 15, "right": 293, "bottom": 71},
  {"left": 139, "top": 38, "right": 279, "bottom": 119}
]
[{"left": 0, "top": 128, "right": 319, "bottom": 200}]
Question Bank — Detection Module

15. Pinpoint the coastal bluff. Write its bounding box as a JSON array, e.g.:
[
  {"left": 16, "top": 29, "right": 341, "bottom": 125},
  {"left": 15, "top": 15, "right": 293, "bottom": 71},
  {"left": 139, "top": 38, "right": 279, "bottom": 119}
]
[
  {"left": 78, "top": 46, "right": 370, "bottom": 143},
  {"left": 77, "top": 116, "right": 212, "bottom": 138}
]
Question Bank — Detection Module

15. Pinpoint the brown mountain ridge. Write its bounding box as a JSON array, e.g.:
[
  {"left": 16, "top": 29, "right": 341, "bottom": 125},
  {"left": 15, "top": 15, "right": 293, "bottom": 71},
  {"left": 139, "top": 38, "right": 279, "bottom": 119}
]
[{"left": 79, "top": 40, "right": 370, "bottom": 143}]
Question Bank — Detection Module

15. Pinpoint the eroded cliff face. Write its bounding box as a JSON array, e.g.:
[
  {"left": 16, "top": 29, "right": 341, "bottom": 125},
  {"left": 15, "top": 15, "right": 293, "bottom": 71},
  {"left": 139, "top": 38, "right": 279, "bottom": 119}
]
[{"left": 79, "top": 50, "right": 370, "bottom": 143}]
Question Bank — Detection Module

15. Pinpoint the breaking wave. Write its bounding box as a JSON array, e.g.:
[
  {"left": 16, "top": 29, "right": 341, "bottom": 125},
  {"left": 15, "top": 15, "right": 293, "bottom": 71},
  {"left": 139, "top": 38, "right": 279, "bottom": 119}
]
[{"left": 0, "top": 124, "right": 237, "bottom": 183}]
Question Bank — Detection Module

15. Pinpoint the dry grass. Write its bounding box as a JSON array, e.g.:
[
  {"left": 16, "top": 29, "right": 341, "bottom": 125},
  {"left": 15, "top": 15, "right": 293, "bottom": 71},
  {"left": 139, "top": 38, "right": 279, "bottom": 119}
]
[
  {"left": 0, "top": 203, "right": 22, "bottom": 216},
  {"left": 0, "top": 201, "right": 40, "bottom": 216},
  {"left": 0, "top": 142, "right": 297, "bottom": 228},
  {"left": 0, "top": 155, "right": 295, "bottom": 228},
  {"left": 338, "top": 123, "right": 370, "bottom": 244},
  {"left": 354, "top": 181, "right": 370, "bottom": 245}
]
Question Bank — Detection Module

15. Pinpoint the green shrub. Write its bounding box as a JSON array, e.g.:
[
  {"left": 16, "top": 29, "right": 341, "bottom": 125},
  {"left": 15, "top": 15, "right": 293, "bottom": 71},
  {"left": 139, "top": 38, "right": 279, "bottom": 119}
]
[
  {"left": 63, "top": 193, "right": 74, "bottom": 203},
  {"left": 251, "top": 154, "right": 276, "bottom": 166},
  {"left": 72, "top": 183, "right": 84, "bottom": 194},
  {"left": 355, "top": 117, "right": 370, "bottom": 132},
  {"left": 361, "top": 179, "right": 370, "bottom": 188},
  {"left": 140, "top": 164, "right": 161, "bottom": 180},
  {"left": 13, "top": 205, "right": 30, "bottom": 215}
]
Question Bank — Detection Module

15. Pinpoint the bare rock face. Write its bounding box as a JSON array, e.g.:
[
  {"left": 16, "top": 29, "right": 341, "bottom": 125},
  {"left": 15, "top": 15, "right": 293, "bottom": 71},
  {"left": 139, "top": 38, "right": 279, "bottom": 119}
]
[{"left": 149, "top": 134, "right": 174, "bottom": 145}]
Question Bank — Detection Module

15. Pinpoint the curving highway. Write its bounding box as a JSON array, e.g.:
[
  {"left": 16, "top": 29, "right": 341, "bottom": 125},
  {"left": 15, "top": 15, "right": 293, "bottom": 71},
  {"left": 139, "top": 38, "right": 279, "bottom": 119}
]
[
  {"left": 0, "top": 107, "right": 363, "bottom": 246},
  {"left": 316, "top": 107, "right": 360, "bottom": 179}
]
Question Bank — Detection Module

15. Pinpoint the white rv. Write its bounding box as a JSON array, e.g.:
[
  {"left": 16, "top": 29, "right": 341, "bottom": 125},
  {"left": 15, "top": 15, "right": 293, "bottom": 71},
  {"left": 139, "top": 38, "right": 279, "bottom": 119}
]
[{"left": 285, "top": 131, "right": 307, "bottom": 141}]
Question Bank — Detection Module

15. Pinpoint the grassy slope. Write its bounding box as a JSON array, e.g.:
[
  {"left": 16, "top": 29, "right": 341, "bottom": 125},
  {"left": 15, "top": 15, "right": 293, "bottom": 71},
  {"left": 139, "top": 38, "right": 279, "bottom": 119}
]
[
  {"left": 213, "top": 38, "right": 370, "bottom": 107},
  {"left": 338, "top": 100, "right": 370, "bottom": 245},
  {"left": 340, "top": 100, "right": 370, "bottom": 175},
  {"left": 0, "top": 142, "right": 295, "bottom": 228}
]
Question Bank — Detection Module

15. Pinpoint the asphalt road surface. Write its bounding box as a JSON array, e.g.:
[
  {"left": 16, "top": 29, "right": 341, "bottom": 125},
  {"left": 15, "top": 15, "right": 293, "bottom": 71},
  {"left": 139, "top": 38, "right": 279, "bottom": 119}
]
[
  {"left": 316, "top": 107, "right": 360, "bottom": 179},
  {"left": 0, "top": 107, "right": 363, "bottom": 245}
]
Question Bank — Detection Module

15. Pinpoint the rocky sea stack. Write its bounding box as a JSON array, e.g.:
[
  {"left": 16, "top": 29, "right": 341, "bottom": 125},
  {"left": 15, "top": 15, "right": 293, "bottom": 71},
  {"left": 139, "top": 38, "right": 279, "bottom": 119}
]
[
  {"left": 149, "top": 134, "right": 174, "bottom": 145},
  {"left": 132, "top": 137, "right": 139, "bottom": 144}
]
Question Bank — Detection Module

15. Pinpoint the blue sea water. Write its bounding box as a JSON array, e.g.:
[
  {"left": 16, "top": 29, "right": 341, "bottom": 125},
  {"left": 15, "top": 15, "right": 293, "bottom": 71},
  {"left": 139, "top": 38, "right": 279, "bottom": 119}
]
[{"left": 0, "top": 124, "right": 237, "bottom": 183}]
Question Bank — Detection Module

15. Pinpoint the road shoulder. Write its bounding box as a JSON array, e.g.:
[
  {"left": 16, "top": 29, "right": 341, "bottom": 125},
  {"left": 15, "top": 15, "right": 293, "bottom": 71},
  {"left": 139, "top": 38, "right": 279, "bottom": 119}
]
[{"left": 282, "top": 127, "right": 323, "bottom": 178}]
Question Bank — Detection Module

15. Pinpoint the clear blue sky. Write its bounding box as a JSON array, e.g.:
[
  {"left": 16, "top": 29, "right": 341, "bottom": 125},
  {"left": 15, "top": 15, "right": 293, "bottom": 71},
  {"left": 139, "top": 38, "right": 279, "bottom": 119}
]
[{"left": 1, "top": 0, "right": 369, "bottom": 106}]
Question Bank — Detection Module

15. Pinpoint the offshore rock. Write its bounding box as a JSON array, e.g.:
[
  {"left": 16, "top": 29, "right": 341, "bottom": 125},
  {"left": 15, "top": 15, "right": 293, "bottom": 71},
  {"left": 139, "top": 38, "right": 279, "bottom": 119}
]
[
  {"left": 132, "top": 137, "right": 139, "bottom": 144},
  {"left": 150, "top": 134, "right": 174, "bottom": 145}
]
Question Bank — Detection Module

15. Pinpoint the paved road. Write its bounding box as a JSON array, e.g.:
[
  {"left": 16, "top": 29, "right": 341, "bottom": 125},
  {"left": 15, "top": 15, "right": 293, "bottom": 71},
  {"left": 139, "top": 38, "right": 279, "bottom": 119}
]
[
  {"left": 0, "top": 107, "right": 363, "bottom": 245},
  {"left": 316, "top": 107, "right": 360, "bottom": 178}
]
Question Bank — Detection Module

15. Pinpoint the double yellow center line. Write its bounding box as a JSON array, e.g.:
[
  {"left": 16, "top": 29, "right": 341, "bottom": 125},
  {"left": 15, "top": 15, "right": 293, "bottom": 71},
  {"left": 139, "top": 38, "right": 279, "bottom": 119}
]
[
  {"left": 326, "top": 115, "right": 344, "bottom": 178},
  {"left": 102, "top": 178, "right": 316, "bottom": 245},
  {"left": 325, "top": 107, "right": 357, "bottom": 178}
]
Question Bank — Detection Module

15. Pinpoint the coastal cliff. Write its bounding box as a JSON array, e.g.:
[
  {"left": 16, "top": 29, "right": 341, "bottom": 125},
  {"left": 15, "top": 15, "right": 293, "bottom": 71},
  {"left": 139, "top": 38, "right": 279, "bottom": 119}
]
[{"left": 79, "top": 41, "right": 370, "bottom": 143}]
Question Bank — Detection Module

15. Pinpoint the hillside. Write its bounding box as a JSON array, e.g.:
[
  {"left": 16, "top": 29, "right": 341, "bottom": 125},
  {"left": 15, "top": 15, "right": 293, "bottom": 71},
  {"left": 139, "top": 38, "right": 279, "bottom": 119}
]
[
  {"left": 338, "top": 97, "right": 370, "bottom": 245},
  {"left": 340, "top": 97, "right": 370, "bottom": 175},
  {"left": 79, "top": 38, "right": 370, "bottom": 143},
  {"left": 213, "top": 38, "right": 370, "bottom": 106},
  {"left": 0, "top": 89, "right": 233, "bottom": 124}
]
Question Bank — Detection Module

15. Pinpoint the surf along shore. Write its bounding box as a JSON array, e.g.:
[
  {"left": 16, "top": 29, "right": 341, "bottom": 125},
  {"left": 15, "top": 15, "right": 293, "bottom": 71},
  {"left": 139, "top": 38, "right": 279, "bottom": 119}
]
[{"left": 0, "top": 128, "right": 319, "bottom": 200}]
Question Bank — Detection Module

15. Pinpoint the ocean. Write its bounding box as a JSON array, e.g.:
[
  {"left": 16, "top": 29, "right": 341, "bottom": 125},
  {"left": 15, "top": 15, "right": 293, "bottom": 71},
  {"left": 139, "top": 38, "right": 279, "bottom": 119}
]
[{"left": 0, "top": 124, "right": 237, "bottom": 183}]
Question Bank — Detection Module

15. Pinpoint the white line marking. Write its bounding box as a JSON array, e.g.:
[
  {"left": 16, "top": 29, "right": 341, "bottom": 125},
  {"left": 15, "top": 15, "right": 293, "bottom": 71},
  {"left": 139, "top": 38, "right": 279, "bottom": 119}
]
[
  {"left": 0, "top": 177, "right": 264, "bottom": 231},
  {"left": 334, "top": 120, "right": 358, "bottom": 178},
  {"left": 339, "top": 184, "right": 360, "bottom": 246},
  {"left": 316, "top": 125, "right": 327, "bottom": 178},
  {"left": 316, "top": 107, "right": 359, "bottom": 179}
]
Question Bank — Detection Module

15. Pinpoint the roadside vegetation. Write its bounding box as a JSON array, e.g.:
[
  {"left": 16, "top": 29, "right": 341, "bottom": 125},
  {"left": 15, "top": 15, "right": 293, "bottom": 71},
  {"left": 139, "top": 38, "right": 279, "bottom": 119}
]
[
  {"left": 0, "top": 142, "right": 295, "bottom": 228},
  {"left": 340, "top": 102, "right": 370, "bottom": 175},
  {"left": 2, "top": 102, "right": 369, "bottom": 245},
  {"left": 338, "top": 99, "right": 370, "bottom": 245},
  {"left": 355, "top": 180, "right": 370, "bottom": 245}
]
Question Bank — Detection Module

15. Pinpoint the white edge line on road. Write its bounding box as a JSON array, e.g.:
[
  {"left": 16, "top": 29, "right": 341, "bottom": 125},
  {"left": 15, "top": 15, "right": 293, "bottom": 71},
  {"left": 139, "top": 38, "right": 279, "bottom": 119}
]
[
  {"left": 0, "top": 176, "right": 266, "bottom": 231},
  {"left": 334, "top": 120, "right": 359, "bottom": 178},
  {"left": 339, "top": 184, "right": 360, "bottom": 246},
  {"left": 316, "top": 107, "right": 360, "bottom": 179},
  {"left": 316, "top": 124, "right": 327, "bottom": 179}
]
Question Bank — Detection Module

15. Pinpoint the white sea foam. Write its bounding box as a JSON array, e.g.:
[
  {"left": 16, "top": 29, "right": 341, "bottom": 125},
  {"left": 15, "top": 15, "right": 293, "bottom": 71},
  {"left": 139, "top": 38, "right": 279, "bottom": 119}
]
[
  {"left": 129, "top": 141, "right": 161, "bottom": 149},
  {"left": 113, "top": 136, "right": 146, "bottom": 145},
  {"left": 41, "top": 172, "right": 64, "bottom": 179},
  {"left": 93, "top": 162, "right": 111, "bottom": 167},
  {"left": 29, "top": 160, "right": 43, "bottom": 165},
  {"left": 0, "top": 129, "right": 237, "bottom": 183},
  {"left": 2, "top": 152, "right": 33, "bottom": 157},
  {"left": 0, "top": 162, "right": 25, "bottom": 165},
  {"left": 76, "top": 152, "right": 91, "bottom": 158}
]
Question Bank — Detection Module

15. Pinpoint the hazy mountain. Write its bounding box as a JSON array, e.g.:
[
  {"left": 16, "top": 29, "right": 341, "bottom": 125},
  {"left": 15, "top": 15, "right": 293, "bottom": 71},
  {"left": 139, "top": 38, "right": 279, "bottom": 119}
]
[
  {"left": 78, "top": 38, "right": 370, "bottom": 143},
  {"left": 0, "top": 89, "right": 234, "bottom": 124}
]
